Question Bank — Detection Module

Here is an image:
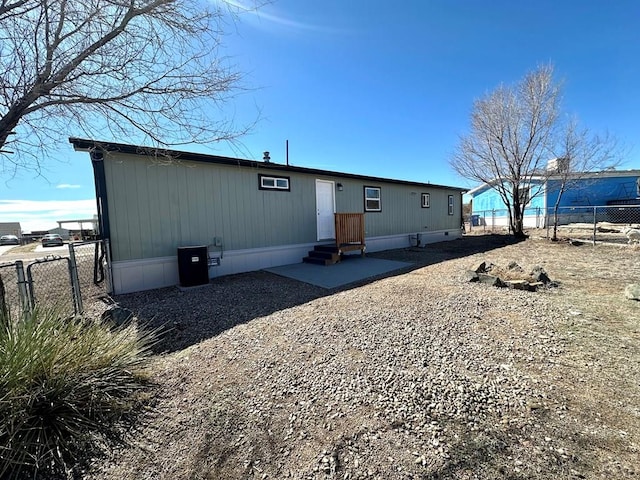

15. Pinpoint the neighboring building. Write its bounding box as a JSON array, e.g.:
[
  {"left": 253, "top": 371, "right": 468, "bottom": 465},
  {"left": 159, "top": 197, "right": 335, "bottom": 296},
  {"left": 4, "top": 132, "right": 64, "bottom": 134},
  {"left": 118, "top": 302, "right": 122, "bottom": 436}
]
[
  {"left": 468, "top": 169, "right": 640, "bottom": 228},
  {"left": 467, "top": 180, "right": 546, "bottom": 228},
  {"left": 546, "top": 170, "right": 640, "bottom": 208},
  {"left": 0, "top": 222, "right": 22, "bottom": 238},
  {"left": 70, "top": 138, "right": 466, "bottom": 294},
  {"left": 49, "top": 227, "right": 71, "bottom": 240}
]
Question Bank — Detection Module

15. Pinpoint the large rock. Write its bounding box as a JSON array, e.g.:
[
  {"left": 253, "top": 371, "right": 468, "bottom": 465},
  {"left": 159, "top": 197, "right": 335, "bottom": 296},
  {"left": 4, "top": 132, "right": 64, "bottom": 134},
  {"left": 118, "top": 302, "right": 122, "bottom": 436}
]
[
  {"left": 504, "top": 280, "right": 531, "bottom": 291},
  {"left": 101, "top": 305, "right": 135, "bottom": 327},
  {"left": 530, "top": 266, "right": 551, "bottom": 284},
  {"left": 471, "top": 261, "right": 487, "bottom": 273},
  {"left": 465, "top": 270, "right": 480, "bottom": 282},
  {"left": 507, "top": 261, "right": 524, "bottom": 272},
  {"left": 624, "top": 284, "right": 640, "bottom": 301},
  {"left": 478, "top": 273, "right": 506, "bottom": 288}
]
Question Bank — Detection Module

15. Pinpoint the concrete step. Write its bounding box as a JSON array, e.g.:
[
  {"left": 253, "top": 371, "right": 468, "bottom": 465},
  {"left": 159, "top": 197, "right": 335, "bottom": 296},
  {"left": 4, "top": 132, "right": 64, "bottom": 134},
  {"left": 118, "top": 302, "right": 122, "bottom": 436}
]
[{"left": 302, "top": 256, "right": 334, "bottom": 266}]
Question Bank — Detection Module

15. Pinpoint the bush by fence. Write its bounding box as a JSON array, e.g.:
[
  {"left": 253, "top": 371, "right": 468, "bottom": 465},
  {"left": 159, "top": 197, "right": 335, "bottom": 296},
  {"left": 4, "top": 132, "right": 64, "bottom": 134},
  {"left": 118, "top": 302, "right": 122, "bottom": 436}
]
[{"left": 0, "top": 306, "right": 155, "bottom": 478}]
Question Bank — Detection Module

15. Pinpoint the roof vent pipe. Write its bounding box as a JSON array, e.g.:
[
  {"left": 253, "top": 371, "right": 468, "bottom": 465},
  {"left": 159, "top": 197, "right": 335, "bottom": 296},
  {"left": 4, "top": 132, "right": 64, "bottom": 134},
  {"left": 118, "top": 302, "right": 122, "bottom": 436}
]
[{"left": 263, "top": 151, "right": 270, "bottom": 163}]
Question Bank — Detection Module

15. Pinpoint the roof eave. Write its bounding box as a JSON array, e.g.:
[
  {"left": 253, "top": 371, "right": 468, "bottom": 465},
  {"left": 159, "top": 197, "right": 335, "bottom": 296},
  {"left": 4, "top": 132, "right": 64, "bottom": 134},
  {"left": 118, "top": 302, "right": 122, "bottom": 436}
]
[{"left": 69, "top": 137, "right": 467, "bottom": 191}]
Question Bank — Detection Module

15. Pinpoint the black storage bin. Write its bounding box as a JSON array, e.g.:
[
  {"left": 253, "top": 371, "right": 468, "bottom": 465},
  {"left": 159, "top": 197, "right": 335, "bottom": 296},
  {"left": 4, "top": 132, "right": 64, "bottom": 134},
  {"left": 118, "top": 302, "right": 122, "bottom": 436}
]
[{"left": 177, "top": 246, "right": 209, "bottom": 287}]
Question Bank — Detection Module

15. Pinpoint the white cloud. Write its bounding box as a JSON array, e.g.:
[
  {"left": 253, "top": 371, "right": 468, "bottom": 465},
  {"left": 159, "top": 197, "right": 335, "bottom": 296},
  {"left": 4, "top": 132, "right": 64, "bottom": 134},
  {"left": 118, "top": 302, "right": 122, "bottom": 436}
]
[
  {"left": 218, "top": 0, "right": 344, "bottom": 34},
  {"left": 0, "top": 199, "right": 96, "bottom": 233},
  {"left": 56, "top": 183, "right": 81, "bottom": 189}
]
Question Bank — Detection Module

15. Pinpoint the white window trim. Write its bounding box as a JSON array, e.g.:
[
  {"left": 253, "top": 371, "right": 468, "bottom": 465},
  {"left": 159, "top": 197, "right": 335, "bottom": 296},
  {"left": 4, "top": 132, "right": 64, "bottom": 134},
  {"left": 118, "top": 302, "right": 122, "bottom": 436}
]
[
  {"left": 259, "top": 174, "right": 290, "bottom": 191},
  {"left": 448, "top": 195, "right": 454, "bottom": 215},
  {"left": 421, "top": 193, "right": 430, "bottom": 208},
  {"left": 364, "top": 186, "right": 381, "bottom": 212}
]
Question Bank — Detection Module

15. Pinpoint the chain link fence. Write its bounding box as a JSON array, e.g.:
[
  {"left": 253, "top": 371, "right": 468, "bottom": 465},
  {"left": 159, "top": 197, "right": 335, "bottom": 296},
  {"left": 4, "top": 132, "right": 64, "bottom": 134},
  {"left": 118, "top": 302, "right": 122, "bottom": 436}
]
[
  {"left": 465, "top": 205, "right": 640, "bottom": 245},
  {"left": 548, "top": 205, "right": 640, "bottom": 245},
  {"left": 465, "top": 207, "right": 544, "bottom": 233},
  {"left": 26, "top": 256, "right": 76, "bottom": 314},
  {"left": 0, "top": 261, "right": 29, "bottom": 318},
  {"left": 0, "top": 240, "right": 111, "bottom": 321}
]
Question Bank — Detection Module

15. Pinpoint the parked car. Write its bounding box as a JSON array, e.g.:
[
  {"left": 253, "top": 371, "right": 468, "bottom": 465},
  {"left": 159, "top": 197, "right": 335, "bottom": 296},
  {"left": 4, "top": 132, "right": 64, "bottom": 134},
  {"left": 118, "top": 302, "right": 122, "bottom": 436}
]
[
  {"left": 0, "top": 234, "right": 20, "bottom": 245},
  {"left": 41, "top": 234, "right": 64, "bottom": 247}
]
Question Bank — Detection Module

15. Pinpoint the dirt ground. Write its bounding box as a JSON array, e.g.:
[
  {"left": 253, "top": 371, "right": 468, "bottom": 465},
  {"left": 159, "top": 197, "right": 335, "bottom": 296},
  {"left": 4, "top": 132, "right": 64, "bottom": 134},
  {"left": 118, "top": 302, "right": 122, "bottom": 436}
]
[{"left": 83, "top": 232, "right": 639, "bottom": 480}]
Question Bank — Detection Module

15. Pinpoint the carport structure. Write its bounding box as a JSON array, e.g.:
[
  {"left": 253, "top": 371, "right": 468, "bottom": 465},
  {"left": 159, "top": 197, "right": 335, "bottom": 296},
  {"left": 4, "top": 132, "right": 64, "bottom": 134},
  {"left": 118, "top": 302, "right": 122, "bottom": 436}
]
[{"left": 56, "top": 218, "right": 98, "bottom": 241}]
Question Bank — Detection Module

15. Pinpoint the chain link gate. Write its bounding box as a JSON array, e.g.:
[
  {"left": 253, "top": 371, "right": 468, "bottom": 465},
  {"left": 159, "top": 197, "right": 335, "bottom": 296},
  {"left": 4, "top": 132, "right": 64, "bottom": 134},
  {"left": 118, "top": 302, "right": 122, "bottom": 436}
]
[
  {"left": 0, "top": 240, "right": 111, "bottom": 321},
  {"left": 68, "top": 239, "right": 112, "bottom": 313},
  {"left": 26, "top": 256, "right": 77, "bottom": 315}
]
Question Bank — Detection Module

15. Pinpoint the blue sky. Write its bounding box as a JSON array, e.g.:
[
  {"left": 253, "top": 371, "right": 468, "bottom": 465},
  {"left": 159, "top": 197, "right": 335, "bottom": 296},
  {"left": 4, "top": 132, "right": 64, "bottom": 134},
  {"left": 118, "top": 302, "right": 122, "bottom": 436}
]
[{"left": 1, "top": 0, "right": 639, "bottom": 232}]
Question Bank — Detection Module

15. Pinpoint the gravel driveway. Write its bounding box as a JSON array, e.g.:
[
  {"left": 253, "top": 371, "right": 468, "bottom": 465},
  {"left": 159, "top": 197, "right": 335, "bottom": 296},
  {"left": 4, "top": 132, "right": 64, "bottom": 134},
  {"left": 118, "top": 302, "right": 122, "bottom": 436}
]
[{"left": 84, "top": 234, "right": 640, "bottom": 480}]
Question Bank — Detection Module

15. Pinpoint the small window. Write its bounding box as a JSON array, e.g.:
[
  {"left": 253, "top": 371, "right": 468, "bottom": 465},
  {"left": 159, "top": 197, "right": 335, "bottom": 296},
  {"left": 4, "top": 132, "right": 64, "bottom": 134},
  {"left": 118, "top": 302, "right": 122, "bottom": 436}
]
[
  {"left": 259, "top": 174, "right": 290, "bottom": 191},
  {"left": 421, "top": 193, "right": 430, "bottom": 208},
  {"left": 364, "top": 186, "right": 381, "bottom": 212},
  {"left": 448, "top": 195, "right": 454, "bottom": 215}
]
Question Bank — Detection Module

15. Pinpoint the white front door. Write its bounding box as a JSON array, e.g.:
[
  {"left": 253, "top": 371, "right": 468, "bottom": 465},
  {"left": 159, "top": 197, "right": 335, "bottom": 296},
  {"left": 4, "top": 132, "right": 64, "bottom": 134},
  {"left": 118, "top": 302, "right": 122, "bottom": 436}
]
[{"left": 316, "top": 179, "right": 335, "bottom": 240}]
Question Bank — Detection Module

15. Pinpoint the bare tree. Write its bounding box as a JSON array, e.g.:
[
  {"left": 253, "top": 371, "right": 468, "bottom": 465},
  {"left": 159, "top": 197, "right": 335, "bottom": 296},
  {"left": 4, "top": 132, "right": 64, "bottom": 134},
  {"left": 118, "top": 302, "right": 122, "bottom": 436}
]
[
  {"left": 450, "top": 65, "right": 620, "bottom": 238},
  {"left": 0, "top": 0, "right": 257, "bottom": 177},
  {"left": 547, "top": 119, "right": 621, "bottom": 240}
]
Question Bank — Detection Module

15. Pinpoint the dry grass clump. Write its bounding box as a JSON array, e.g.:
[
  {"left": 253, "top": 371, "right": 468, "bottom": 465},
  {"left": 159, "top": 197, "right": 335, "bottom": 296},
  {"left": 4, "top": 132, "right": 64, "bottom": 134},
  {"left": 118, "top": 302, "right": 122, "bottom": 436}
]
[{"left": 0, "top": 307, "right": 157, "bottom": 479}]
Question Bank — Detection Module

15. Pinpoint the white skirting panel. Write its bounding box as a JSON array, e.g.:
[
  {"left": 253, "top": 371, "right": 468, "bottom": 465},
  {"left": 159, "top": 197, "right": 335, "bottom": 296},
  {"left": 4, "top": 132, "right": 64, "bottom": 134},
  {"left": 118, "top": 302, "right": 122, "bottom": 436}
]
[{"left": 110, "top": 230, "right": 463, "bottom": 294}]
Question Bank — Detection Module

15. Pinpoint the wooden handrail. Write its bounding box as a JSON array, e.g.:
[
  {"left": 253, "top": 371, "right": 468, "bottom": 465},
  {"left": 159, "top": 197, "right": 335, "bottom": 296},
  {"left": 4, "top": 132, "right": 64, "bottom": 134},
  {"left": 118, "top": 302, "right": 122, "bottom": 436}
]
[{"left": 334, "top": 213, "right": 366, "bottom": 256}]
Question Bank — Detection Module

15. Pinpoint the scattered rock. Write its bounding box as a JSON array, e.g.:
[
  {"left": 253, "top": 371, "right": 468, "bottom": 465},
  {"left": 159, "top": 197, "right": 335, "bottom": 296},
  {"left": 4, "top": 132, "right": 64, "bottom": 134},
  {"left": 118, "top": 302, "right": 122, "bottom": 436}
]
[
  {"left": 465, "top": 270, "right": 479, "bottom": 282},
  {"left": 86, "top": 239, "right": 611, "bottom": 480},
  {"left": 468, "top": 262, "right": 555, "bottom": 291},
  {"left": 529, "top": 282, "right": 545, "bottom": 291},
  {"left": 484, "top": 262, "right": 496, "bottom": 273},
  {"left": 478, "top": 273, "right": 506, "bottom": 287},
  {"left": 101, "top": 305, "right": 135, "bottom": 327},
  {"left": 504, "top": 280, "right": 531, "bottom": 291},
  {"left": 597, "top": 226, "right": 620, "bottom": 233},
  {"left": 471, "top": 261, "right": 487, "bottom": 273},
  {"left": 624, "top": 284, "right": 640, "bottom": 301},
  {"left": 530, "top": 266, "right": 551, "bottom": 284},
  {"left": 507, "top": 261, "right": 524, "bottom": 272}
]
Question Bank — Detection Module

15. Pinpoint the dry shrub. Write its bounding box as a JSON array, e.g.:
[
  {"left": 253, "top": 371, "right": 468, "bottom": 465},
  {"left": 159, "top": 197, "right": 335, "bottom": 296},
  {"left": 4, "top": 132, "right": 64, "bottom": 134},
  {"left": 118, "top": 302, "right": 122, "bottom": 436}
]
[{"left": 0, "top": 306, "right": 157, "bottom": 478}]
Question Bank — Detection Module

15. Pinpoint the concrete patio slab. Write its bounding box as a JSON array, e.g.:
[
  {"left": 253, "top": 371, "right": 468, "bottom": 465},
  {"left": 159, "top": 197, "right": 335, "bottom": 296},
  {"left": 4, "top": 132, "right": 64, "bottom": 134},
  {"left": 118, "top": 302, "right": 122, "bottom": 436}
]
[{"left": 264, "top": 256, "right": 413, "bottom": 289}]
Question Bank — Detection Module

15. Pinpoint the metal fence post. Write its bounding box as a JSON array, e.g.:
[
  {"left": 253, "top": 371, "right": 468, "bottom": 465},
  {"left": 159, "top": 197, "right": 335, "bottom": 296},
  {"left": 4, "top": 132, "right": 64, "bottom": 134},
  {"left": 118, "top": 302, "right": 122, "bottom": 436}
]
[
  {"left": 592, "top": 206, "right": 597, "bottom": 245},
  {"left": 546, "top": 208, "right": 550, "bottom": 239},
  {"left": 0, "top": 275, "right": 6, "bottom": 321},
  {"left": 15, "top": 260, "right": 31, "bottom": 312},
  {"left": 68, "top": 244, "right": 83, "bottom": 314}
]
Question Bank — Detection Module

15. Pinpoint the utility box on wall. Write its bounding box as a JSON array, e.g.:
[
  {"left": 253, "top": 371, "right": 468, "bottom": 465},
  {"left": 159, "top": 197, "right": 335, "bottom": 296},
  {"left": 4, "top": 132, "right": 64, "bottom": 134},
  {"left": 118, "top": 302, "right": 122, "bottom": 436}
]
[{"left": 177, "top": 246, "right": 209, "bottom": 287}]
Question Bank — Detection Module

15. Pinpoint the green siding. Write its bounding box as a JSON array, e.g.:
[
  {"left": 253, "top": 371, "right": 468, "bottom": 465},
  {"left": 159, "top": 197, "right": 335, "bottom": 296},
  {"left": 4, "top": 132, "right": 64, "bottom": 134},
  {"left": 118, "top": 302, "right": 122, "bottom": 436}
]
[
  {"left": 335, "top": 180, "right": 461, "bottom": 236},
  {"left": 103, "top": 153, "right": 462, "bottom": 262}
]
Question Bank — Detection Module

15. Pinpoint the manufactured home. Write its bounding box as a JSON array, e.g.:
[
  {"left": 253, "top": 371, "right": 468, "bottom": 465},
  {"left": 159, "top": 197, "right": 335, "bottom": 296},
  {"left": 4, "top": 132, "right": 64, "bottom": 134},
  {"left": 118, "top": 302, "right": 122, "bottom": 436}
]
[{"left": 70, "top": 138, "right": 465, "bottom": 294}]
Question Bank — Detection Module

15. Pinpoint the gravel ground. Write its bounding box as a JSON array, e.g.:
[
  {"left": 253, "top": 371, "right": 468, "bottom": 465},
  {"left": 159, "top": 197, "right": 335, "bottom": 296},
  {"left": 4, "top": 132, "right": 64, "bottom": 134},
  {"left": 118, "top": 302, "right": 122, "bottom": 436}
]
[{"left": 81, "top": 234, "right": 640, "bottom": 480}]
